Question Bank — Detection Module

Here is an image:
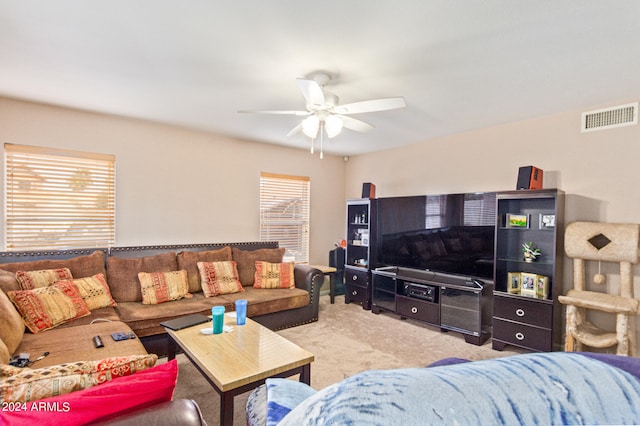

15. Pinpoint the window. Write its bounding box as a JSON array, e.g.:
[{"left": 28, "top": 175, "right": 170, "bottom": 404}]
[
  {"left": 4, "top": 143, "right": 115, "bottom": 250},
  {"left": 259, "top": 172, "right": 310, "bottom": 263}
]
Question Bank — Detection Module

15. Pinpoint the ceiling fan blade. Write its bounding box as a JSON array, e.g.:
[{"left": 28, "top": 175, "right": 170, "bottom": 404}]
[
  {"left": 333, "top": 97, "right": 406, "bottom": 114},
  {"left": 238, "top": 109, "right": 309, "bottom": 116},
  {"left": 339, "top": 115, "right": 375, "bottom": 133},
  {"left": 296, "top": 78, "right": 325, "bottom": 107},
  {"left": 286, "top": 123, "right": 302, "bottom": 137}
]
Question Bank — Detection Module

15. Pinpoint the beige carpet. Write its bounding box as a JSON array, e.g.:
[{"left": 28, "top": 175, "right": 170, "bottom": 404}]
[{"left": 165, "top": 295, "right": 524, "bottom": 425}]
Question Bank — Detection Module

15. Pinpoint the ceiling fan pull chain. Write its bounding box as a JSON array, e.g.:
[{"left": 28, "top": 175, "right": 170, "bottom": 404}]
[
  {"left": 310, "top": 137, "right": 314, "bottom": 154},
  {"left": 320, "top": 122, "right": 324, "bottom": 159}
]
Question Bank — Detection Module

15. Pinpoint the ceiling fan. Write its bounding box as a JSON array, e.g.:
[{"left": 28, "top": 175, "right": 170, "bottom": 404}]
[{"left": 239, "top": 73, "right": 406, "bottom": 158}]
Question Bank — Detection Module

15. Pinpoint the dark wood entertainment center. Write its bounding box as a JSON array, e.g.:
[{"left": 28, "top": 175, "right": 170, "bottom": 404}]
[
  {"left": 372, "top": 267, "right": 493, "bottom": 345},
  {"left": 345, "top": 189, "right": 564, "bottom": 351}
]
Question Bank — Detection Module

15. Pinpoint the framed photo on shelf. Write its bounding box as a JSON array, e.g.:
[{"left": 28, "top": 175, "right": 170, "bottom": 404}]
[
  {"left": 507, "top": 272, "right": 521, "bottom": 294},
  {"left": 536, "top": 275, "right": 549, "bottom": 299},
  {"left": 520, "top": 272, "right": 537, "bottom": 297},
  {"left": 540, "top": 214, "right": 556, "bottom": 228},
  {"left": 506, "top": 213, "right": 529, "bottom": 228}
]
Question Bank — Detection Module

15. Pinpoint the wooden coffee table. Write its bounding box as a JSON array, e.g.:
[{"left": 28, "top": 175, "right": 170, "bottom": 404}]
[{"left": 166, "top": 315, "right": 314, "bottom": 426}]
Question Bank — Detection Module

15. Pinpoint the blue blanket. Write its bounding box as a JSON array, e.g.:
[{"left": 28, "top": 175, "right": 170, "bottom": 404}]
[{"left": 270, "top": 352, "right": 640, "bottom": 425}]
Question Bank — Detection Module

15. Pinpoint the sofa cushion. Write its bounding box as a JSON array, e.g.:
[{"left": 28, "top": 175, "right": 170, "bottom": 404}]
[
  {"left": 0, "top": 360, "right": 178, "bottom": 426},
  {"left": 106, "top": 252, "right": 178, "bottom": 302},
  {"left": 177, "top": 246, "right": 232, "bottom": 293},
  {"left": 0, "top": 269, "right": 20, "bottom": 293},
  {"left": 138, "top": 270, "right": 192, "bottom": 305},
  {"left": 61, "top": 273, "right": 117, "bottom": 310},
  {"left": 116, "top": 294, "right": 231, "bottom": 338},
  {"left": 0, "top": 250, "right": 106, "bottom": 282},
  {"left": 0, "top": 288, "right": 25, "bottom": 356},
  {"left": 197, "top": 261, "right": 244, "bottom": 297},
  {"left": 232, "top": 247, "right": 285, "bottom": 287},
  {"left": 8, "top": 281, "right": 91, "bottom": 333},
  {"left": 220, "top": 287, "right": 310, "bottom": 318},
  {"left": 0, "top": 353, "right": 158, "bottom": 403},
  {"left": 254, "top": 261, "right": 295, "bottom": 289},
  {"left": 16, "top": 268, "right": 73, "bottom": 290},
  {"left": 15, "top": 320, "right": 148, "bottom": 368}
]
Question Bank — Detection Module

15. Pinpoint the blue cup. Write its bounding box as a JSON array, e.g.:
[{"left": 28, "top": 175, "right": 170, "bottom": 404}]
[
  {"left": 235, "top": 299, "right": 247, "bottom": 326},
  {"left": 212, "top": 306, "right": 225, "bottom": 334}
]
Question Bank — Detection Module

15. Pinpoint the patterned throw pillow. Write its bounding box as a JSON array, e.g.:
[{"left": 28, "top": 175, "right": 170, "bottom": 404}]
[
  {"left": 254, "top": 261, "right": 296, "bottom": 289},
  {"left": 15, "top": 268, "right": 73, "bottom": 290},
  {"left": 138, "top": 270, "right": 192, "bottom": 305},
  {"left": 7, "top": 281, "right": 90, "bottom": 333},
  {"left": 0, "top": 354, "right": 158, "bottom": 403},
  {"left": 58, "top": 273, "right": 117, "bottom": 310},
  {"left": 197, "top": 261, "right": 245, "bottom": 297},
  {"left": 232, "top": 247, "right": 286, "bottom": 287}
]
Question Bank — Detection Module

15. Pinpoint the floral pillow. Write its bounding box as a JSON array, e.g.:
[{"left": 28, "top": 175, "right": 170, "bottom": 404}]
[
  {"left": 0, "top": 354, "right": 158, "bottom": 403},
  {"left": 7, "top": 281, "right": 90, "bottom": 333},
  {"left": 15, "top": 268, "right": 73, "bottom": 290},
  {"left": 138, "top": 270, "right": 192, "bottom": 305},
  {"left": 254, "top": 261, "right": 296, "bottom": 289},
  {"left": 197, "top": 261, "right": 245, "bottom": 297}
]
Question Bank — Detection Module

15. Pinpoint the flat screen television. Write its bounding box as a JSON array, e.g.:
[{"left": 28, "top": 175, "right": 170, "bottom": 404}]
[{"left": 373, "top": 192, "right": 496, "bottom": 280}]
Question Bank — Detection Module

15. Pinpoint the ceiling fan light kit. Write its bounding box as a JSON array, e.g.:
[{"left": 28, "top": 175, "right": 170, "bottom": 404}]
[{"left": 239, "top": 72, "right": 406, "bottom": 158}]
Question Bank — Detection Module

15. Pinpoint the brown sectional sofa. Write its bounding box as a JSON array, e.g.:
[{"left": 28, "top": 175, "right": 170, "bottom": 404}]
[{"left": 0, "top": 241, "right": 323, "bottom": 366}]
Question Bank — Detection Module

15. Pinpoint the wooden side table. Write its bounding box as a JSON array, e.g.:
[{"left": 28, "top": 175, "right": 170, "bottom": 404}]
[{"left": 309, "top": 264, "right": 338, "bottom": 303}]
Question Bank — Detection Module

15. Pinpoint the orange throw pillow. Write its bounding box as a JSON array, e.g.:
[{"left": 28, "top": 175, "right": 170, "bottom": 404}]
[
  {"left": 253, "top": 261, "right": 296, "bottom": 289},
  {"left": 59, "top": 273, "right": 117, "bottom": 310},
  {"left": 8, "top": 281, "right": 90, "bottom": 333},
  {"left": 138, "top": 270, "right": 192, "bottom": 305},
  {"left": 16, "top": 268, "right": 73, "bottom": 290},
  {"left": 197, "top": 261, "right": 245, "bottom": 297}
]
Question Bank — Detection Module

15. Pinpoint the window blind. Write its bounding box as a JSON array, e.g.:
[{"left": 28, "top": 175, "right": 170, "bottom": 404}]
[
  {"left": 259, "top": 172, "right": 310, "bottom": 263},
  {"left": 4, "top": 143, "right": 116, "bottom": 250},
  {"left": 463, "top": 192, "right": 496, "bottom": 226}
]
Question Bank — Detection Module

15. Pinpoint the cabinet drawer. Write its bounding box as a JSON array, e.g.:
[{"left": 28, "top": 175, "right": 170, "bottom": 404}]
[
  {"left": 396, "top": 295, "right": 439, "bottom": 325},
  {"left": 493, "top": 295, "right": 552, "bottom": 329},
  {"left": 493, "top": 318, "right": 552, "bottom": 352},
  {"left": 345, "top": 283, "right": 367, "bottom": 304},
  {"left": 345, "top": 267, "right": 368, "bottom": 287}
]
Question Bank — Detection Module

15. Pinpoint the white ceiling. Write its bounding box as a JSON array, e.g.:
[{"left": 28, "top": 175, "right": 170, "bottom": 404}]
[{"left": 1, "top": 1, "right": 640, "bottom": 156}]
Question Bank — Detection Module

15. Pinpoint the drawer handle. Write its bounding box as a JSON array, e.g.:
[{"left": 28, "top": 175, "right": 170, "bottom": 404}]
[
  {"left": 515, "top": 332, "right": 525, "bottom": 341},
  {"left": 352, "top": 290, "right": 358, "bottom": 296},
  {"left": 411, "top": 307, "right": 418, "bottom": 314},
  {"left": 515, "top": 308, "right": 525, "bottom": 317},
  {"left": 352, "top": 275, "right": 358, "bottom": 281}
]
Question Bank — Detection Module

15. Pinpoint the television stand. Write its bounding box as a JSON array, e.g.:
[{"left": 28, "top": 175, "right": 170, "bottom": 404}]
[{"left": 371, "top": 267, "right": 493, "bottom": 346}]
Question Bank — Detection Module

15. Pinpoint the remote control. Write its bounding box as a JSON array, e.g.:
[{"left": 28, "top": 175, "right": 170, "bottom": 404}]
[{"left": 93, "top": 336, "right": 104, "bottom": 348}]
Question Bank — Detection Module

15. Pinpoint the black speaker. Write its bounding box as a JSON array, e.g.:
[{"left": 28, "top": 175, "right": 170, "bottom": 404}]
[
  {"left": 361, "top": 182, "right": 376, "bottom": 198},
  {"left": 516, "top": 166, "right": 543, "bottom": 190}
]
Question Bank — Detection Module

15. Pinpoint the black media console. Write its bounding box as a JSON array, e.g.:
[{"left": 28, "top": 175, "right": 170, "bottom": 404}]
[{"left": 371, "top": 267, "right": 493, "bottom": 345}]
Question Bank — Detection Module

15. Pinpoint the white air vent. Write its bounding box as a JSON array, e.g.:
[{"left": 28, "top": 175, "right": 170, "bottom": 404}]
[{"left": 581, "top": 102, "right": 638, "bottom": 132}]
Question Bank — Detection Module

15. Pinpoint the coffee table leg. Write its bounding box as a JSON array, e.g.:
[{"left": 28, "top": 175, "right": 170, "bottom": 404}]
[
  {"left": 300, "top": 364, "right": 311, "bottom": 385},
  {"left": 221, "top": 391, "right": 234, "bottom": 426}
]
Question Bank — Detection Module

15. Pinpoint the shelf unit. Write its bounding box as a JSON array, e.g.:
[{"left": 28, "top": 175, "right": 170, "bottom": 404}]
[
  {"left": 492, "top": 189, "right": 564, "bottom": 352},
  {"left": 344, "top": 198, "right": 375, "bottom": 309}
]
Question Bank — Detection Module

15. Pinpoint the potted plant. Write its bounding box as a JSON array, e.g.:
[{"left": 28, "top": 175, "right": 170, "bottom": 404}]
[{"left": 522, "top": 242, "right": 541, "bottom": 262}]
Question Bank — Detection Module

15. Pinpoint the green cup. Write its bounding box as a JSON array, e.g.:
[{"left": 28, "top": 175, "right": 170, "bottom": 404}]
[{"left": 212, "top": 306, "right": 225, "bottom": 334}]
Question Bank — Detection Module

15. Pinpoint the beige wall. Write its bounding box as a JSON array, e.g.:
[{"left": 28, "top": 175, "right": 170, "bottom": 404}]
[
  {"left": 3, "top": 94, "right": 640, "bottom": 351},
  {"left": 0, "top": 97, "right": 347, "bottom": 264},
  {"left": 347, "top": 97, "right": 640, "bottom": 351}
]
